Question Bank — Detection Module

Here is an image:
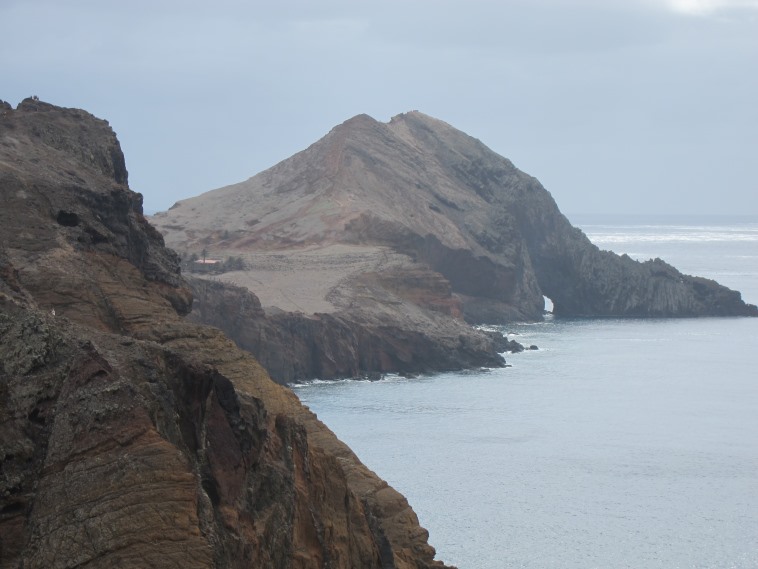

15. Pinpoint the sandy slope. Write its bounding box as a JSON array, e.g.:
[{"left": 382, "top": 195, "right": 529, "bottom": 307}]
[{"left": 202, "top": 244, "right": 406, "bottom": 314}]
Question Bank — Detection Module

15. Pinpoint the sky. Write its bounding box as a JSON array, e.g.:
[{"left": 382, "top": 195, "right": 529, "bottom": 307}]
[{"left": 2, "top": 0, "right": 757, "bottom": 216}]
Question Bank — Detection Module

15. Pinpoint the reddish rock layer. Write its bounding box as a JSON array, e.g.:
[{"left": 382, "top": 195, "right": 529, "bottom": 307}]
[{"left": 0, "top": 99, "right": 451, "bottom": 569}]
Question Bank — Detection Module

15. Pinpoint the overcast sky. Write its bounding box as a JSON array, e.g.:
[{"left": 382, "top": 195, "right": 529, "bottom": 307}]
[{"left": 2, "top": 0, "right": 757, "bottom": 216}]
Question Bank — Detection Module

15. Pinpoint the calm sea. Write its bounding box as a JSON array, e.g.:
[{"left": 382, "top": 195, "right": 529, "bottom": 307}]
[{"left": 292, "top": 215, "right": 758, "bottom": 569}]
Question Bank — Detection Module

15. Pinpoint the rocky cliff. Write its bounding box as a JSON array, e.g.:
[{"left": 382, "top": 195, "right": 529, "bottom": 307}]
[
  {"left": 0, "top": 99, "right": 451, "bottom": 568},
  {"left": 186, "top": 276, "right": 509, "bottom": 384},
  {"left": 151, "top": 110, "right": 756, "bottom": 378}
]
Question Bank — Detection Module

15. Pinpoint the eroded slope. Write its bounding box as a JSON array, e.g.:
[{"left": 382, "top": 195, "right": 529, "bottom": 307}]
[
  {"left": 153, "top": 110, "right": 757, "bottom": 324},
  {"left": 0, "top": 98, "right": 450, "bottom": 569}
]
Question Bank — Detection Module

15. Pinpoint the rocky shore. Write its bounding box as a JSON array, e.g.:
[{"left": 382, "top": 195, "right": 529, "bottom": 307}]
[
  {"left": 0, "top": 98, "right": 451, "bottom": 568},
  {"left": 186, "top": 276, "right": 513, "bottom": 384},
  {"left": 3, "top": 97, "right": 755, "bottom": 567},
  {"left": 150, "top": 109, "right": 756, "bottom": 382}
]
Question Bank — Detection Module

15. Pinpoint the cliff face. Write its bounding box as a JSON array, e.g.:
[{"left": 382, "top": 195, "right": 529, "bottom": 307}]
[
  {"left": 152, "top": 110, "right": 757, "bottom": 332},
  {"left": 403, "top": 120, "right": 755, "bottom": 317},
  {"left": 186, "top": 277, "right": 507, "bottom": 384},
  {"left": 0, "top": 99, "right": 450, "bottom": 569}
]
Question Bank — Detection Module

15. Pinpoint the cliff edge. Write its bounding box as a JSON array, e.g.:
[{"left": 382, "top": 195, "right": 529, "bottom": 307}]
[
  {"left": 0, "top": 99, "right": 451, "bottom": 568},
  {"left": 150, "top": 110, "right": 757, "bottom": 380}
]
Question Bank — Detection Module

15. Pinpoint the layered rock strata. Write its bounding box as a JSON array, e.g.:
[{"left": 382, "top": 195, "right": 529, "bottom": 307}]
[
  {"left": 0, "top": 99, "right": 450, "bottom": 568},
  {"left": 186, "top": 276, "right": 509, "bottom": 384},
  {"left": 149, "top": 109, "right": 756, "bottom": 381},
  {"left": 152, "top": 110, "right": 757, "bottom": 337}
]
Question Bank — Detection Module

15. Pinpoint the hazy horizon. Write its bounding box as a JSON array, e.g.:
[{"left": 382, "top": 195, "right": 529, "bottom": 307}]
[{"left": 3, "top": 0, "right": 756, "bottom": 216}]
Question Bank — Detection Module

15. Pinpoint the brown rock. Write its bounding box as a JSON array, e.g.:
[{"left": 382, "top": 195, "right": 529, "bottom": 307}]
[
  {"left": 0, "top": 99, "right": 452, "bottom": 568},
  {"left": 152, "top": 110, "right": 757, "bottom": 321},
  {"left": 185, "top": 275, "right": 505, "bottom": 384}
]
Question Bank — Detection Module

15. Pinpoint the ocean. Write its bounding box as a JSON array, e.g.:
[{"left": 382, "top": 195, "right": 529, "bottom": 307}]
[{"left": 292, "top": 215, "right": 758, "bottom": 569}]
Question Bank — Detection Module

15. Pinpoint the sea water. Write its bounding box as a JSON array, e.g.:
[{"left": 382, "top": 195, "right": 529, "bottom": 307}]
[{"left": 292, "top": 216, "right": 758, "bottom": 569}]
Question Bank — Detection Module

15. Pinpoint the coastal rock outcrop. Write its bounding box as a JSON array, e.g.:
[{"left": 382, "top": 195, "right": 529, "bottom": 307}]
[
  {"left": 151, "top": 110, "right": 756, "bottom": 378},
  {"left": 186, "top": 276, "right": 507, "bottom": 384},
  {"left": 0, "top": 99, "right": 451, "bottom": 568}
]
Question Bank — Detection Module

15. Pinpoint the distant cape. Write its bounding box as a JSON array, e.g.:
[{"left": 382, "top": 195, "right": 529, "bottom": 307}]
[
  {"left": 155, "top": 110, "right": 758, "bottom": 321},
  {"left": 150, "top": 110, "right": 757, "bottom": 382}
]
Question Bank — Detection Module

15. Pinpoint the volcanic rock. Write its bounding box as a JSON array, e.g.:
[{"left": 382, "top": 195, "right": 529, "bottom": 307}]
[
  {"left": 186, "top": 276, "right": 507, "bottom": 384},
  {"left": 0, "top": 99, "right": 451, "bottom": 568},
  {"left": 151, "top": 110, "right": 756, "bottom": 379}
]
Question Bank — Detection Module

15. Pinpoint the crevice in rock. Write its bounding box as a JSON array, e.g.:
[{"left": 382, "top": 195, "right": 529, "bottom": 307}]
[{"left": 56, "top": 210, "right": 80, "bottom": 227}]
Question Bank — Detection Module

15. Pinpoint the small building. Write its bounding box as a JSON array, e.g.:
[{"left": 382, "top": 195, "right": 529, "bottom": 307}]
[
  {"left": 192, "top": 259, "right": 222, "bottom": 273},
  {"left": 194, "top": 259, "right": 221, "bottom": 265}
]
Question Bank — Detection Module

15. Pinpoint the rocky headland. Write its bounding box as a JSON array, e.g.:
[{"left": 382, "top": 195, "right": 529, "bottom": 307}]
[
  {"left": 151, "top": 110, "right": 758, "bottom": 381},
  {"left": 185, "top": 275, "right": 511, "bottom": 384},
  {"left": 0, "top": 99, "right": 451, "bottom": 568}
]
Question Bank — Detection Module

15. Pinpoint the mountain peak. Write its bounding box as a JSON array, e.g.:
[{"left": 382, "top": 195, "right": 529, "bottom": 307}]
[
  {"left": 152, "top": 110, "right": 758, "bottom": 323},
  {"left": 1, "top": 97, "right": 128, "bottom": 185},
  {"left": 332, "top": 112, "right": 382, "bottom": 134},
  {"left": 345, "top": 112, "right": 378, "bottom": 124},
  {"left": 333, "top": 111, "right": 460, "bottom": 143},
  {"left": 390, "top": 109, "right": 452, "bottom": 128}
]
